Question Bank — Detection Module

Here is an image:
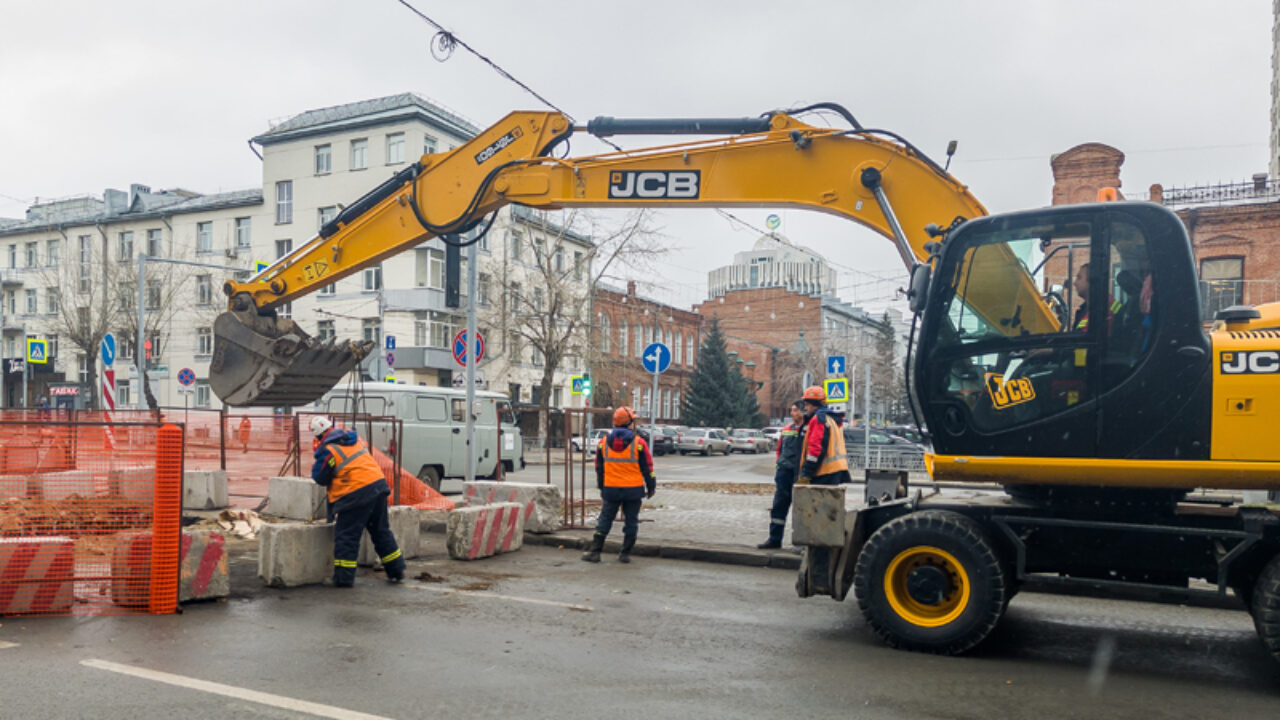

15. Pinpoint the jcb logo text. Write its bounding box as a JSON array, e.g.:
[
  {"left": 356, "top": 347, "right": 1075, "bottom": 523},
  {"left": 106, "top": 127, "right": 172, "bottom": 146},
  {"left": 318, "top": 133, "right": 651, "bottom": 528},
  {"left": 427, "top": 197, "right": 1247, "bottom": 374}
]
[
  {"left": 608, "top": 171, "right": 701, "bottom": 199},
  {"left": 985, "top": 373, "right": 1036, "bottom": 409},
  {"left": 1221, "top": 351, "right": 1280, "bottom": 374}
]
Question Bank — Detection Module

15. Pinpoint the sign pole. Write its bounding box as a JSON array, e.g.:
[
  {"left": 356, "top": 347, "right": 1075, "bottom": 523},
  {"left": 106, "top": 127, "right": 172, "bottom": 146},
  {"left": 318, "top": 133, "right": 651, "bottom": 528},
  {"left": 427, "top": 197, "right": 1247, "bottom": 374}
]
[
  {"left": 650, "top": 369, "right": 659, "bottom": 438},
  {"left": 864, "top": 363, "right": 871, "bottom": 461},
  {"left": 464, "top": 241, "right": 478, "bottom": 484}
]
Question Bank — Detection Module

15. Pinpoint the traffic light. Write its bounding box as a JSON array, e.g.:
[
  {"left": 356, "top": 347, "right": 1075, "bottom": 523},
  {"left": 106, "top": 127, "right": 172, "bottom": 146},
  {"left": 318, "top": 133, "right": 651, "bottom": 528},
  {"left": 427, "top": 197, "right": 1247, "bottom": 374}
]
[{"left": 582, "top": 373, "right": 592, "bottom": 398}]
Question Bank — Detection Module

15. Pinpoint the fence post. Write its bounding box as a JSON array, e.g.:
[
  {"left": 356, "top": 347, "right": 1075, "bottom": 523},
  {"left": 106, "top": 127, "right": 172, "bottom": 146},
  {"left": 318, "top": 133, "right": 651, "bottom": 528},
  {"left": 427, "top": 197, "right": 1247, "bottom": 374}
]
[
  {"left": 149, "top": 423, "right": 183, "bottom": 614},
  {"left": 219, "top": 408, "right": 227, "bottom": 471}
]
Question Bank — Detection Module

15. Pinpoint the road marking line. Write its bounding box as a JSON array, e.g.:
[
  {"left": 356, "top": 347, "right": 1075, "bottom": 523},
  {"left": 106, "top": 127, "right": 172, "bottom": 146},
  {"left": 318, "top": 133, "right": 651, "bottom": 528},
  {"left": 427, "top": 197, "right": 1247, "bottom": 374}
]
[
  {"left": 0, "top": 641, "right": 18, "bottom": 649},
  {"left": 80, "top": 659, "right": 392, "bottom": 720},
  {"left": 410, "top": 584, "right": 592, "bottom": 611}
]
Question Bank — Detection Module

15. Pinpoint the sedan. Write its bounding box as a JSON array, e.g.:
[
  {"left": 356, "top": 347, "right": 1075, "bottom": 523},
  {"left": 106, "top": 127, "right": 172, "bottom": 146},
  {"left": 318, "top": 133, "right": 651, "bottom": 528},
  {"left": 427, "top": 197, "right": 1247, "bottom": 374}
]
[
  {"left": 728, "top": 429, "right": 770, "bottom": 454},
  {"left": 676, "top": 428, "right": 731, "bottom": 456}
]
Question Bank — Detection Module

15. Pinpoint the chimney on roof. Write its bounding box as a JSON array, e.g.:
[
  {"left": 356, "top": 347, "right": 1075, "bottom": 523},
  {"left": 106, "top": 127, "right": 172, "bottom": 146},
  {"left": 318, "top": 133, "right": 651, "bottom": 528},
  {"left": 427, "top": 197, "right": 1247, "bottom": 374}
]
[
  {"left": 1149, "top": 184, "right": 1164, "bottom": 204},
  {"left": 129, "top": 184, "right": 151, "bottom": 209},
  {"left": 103, "top": 189, "right": 127, "bottom": 216},
  {"left": 627, "top": 281, "right": 636, "bottom": 297},
  {"left": 1253, "top": 173, "right": 1268, "bottom": 193}
]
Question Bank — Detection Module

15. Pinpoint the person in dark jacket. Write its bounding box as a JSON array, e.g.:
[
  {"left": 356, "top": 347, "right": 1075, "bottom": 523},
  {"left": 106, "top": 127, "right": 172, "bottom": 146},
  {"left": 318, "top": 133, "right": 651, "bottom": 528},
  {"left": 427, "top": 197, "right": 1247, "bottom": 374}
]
[
  {"left": 757, "top": 402, "right": 806, "bottom": 549},
  {"left": 582, "top": 406, "right": 656, "bottom": 564},
  {"left": 310, "top": 416, "right": 405, "bottom": 587}
]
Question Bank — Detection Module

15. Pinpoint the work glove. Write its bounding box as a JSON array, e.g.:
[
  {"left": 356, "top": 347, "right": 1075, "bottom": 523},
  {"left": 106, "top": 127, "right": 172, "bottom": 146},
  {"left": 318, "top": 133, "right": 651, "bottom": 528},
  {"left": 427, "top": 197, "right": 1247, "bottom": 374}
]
[
  {"left": 797, "top": 476, "right": 812, "bottom": 486},
  {"left": 646, "top": 487, "right": 655, "bottom": 499}
]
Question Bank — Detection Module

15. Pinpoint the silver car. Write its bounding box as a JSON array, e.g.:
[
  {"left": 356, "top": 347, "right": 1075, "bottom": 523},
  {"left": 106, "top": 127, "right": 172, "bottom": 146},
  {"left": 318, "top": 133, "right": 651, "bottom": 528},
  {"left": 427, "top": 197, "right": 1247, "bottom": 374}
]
[
  {"left": 676, "top": 428, "right": 731, "bottom": 456},
  {"left": 728, "top": 429, "right": 770, "bottom": 454}
]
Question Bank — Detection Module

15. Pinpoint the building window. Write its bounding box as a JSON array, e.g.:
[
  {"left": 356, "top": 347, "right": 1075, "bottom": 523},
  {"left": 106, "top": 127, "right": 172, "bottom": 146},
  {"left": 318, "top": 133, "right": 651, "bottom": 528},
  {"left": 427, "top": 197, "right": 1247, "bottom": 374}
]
[
  {"left": 687, "top": 335, "right": 695, "bottom": 366},
  {"left": 599, "top": 314, "right": 610, "bottom": 352},
  {"left": 508, "top": 331, "right": 522, "bottom": 363},
  {"left": 145, "top": 229, "right": 162, "bottom": 257},
  {"left": 78, "top": 355, "right": 89, "bottom": 385},
  {"left": 25, "top": 242, "right": 37, "bottom": 267},
  {"left": 235, "top": 217, "right": 252, "bottom": 248},
  {"left": 363, "top": 264, "right": 382, "bottom": 291},
  {"left": 574, "top": 251, "right": 584, "bottom": 280},
  {"left": 553, "top": 247, "right": 564, "bottom": 273},
  {"left": 25, "top": 289, "right": 36, "bottom": 314},
  {"left": 315, "top": 144, "right": 332, "bottom": 174},
  {"left": 1201, "top": 257, "right": 1244, "bottom": 321},
  {"left": 674, "top": 331, "right": 683, "bottom": 364},
  {"left": 319, "top": 283, "right": 336, "bottom": 295},
  {"left": 533, "top": 238, "right": 546, "bottom": 264},
  {"left": 196, "top": 275, "right": 213, "bottom": 305},
  {"left": 46, "top": 239, "right": 59, "bottom": 267},
  {"left": 317, "top": 206, "right": 337, "bottom": 231},
  {"left": 509, "top": 231, "right": 522, "bottom": 261},
  {"left": 5, "top": 291, "right": 14, "bottom": 315},
  {"left": 78, "top": 235, "right": 91, "bottom": 291},
  {"left": 414, "top": 320, "right": 428, "bottom": 346},
  {"left": 317, "top": 320, "right": 335, "bottom": 342},
  {"left": 673, "top": 390, "right": 681, "bottom": 419},
  {"left": 424, "top": 249, "right": 445, "bottom": 289},
  {"left": 146, "top": 279, "right": 162, "bottom": 310},
  {"left": 386, "top": 132, "right": 405, "bottom": 164},
  {"left": 362, "top": 318, "right": 381, "bottom": 347},
  {"left": 553, "top": 386, "right": 562, "bottom": 408},
  {"left": 276, "top": 180, "right": 293, "bottom": 224},
  {"left": 430, "top": 312, "right": 454, "bottom": 348},
  {"left": 619, "top": 320, "right": 628, "bottom": 355},
  {"left": 7, "top": 244, "right": 14, "bottom": 268},
  {"left": 118, "top": 380, "right": 130, "bottom": 407},
  {"left": 635, "top": 326, "right": 643, "bottom": 357},
  {"left": 478, "top": 273, "right": 491, "bottom": 306},
  {"left": 424, "top": 135, "right": 437, "bottom": 155},
  {"left": 274, "top": 238, "right": 292, "bottom": 260},
  {"left": 196, "top": 327, "right": 213, "bottom": 356},
  {"left": 533, "top": 287, "right": 544, "bottom": 312},
  {"left": 46, "top": 289, "right": 58, "bottom": 315},
  {"left": 118, "top": 231, "right": 133, "bottom": 262},
  {"left": 196, "top": 381, "right": 211, "bottom": 407},
  {"left": 196, "top": 221, "right": 213, "bottom": 253},
  {"left": 47, "top": 335, "right": 58, "bottom": 358},
  {"left": 350, "top": 138, "right": 368, "bottom": 170}
]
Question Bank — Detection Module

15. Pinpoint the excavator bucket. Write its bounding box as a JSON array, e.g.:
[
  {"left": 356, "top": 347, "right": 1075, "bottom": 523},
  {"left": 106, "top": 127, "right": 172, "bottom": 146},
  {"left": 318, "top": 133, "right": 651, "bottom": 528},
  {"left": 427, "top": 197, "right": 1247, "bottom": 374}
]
[{"left": 209, "top": 308, "right": 375, "bottom": 407}]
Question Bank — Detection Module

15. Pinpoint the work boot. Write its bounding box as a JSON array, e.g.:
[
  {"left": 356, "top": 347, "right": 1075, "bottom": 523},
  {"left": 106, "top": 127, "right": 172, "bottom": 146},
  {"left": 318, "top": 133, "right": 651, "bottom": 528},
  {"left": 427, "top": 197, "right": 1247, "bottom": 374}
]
[
  {"left": 756, "top": 539, "right": 782, "bottom": 550},
  {"left": 618, "top": 534, "right": 637, "bottom": 563},
  {"left": 581, "top": 533, "right": 605, "bottom": 563}
]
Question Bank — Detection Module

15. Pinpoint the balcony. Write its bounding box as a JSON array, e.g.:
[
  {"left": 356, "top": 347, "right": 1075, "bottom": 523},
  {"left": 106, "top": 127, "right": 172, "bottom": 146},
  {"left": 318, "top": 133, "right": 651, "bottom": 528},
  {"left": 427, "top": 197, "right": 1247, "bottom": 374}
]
[
  {"left": 382, "top": 287, "right": 446, "bottom": 312},
  {"left": 0, "top": 268, "right": 25, "bottom": 287},
  {"left": 1156, "top": 176, "right": 1280, "bottom": 210}
]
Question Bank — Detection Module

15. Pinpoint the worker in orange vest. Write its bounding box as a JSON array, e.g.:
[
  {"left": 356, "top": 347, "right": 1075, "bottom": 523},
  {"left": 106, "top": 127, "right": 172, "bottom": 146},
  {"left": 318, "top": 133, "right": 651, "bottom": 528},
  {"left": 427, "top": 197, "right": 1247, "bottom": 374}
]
[
  {"left": 582, "top": 406, "right": 656, "bottom": 564},
  {"left": 310, "top": 416, "right": 405, "bottom": 587}
]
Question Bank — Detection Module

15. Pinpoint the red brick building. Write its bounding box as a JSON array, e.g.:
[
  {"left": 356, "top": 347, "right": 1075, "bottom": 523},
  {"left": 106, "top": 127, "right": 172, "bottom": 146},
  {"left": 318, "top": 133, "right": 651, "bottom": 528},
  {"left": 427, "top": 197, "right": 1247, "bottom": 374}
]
[{"left": 590, "top": 282, "right": 702, "bottom": 422}]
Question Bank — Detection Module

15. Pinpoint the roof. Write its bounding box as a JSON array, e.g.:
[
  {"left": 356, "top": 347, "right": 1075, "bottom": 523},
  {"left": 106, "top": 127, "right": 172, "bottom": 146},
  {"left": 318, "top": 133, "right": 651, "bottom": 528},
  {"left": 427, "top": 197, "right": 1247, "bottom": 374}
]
[
  {"left": 510, "top": 205, "right": 592, "bottom": 246},
  {"left": 253, "top": 93, "right": 481, "bottom": 146},
  {"left": 0, "top": 188, "right": 262, "bottom": 237}
]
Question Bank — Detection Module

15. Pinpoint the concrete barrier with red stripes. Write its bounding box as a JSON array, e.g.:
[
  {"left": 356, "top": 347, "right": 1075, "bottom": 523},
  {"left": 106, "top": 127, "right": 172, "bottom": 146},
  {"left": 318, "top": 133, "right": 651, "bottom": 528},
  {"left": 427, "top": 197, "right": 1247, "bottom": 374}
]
[
  {"left": 446, "top": 502, "right": 524, "bottom": 560},
  {"left": 461, "top": 481, "right": 562, "bottom": 533},
  {"left": 0, "top": 537, "right": 74, "bottom": 615},
  {"left": 110, "top": 530, "right": 230, "bottom": 605}
]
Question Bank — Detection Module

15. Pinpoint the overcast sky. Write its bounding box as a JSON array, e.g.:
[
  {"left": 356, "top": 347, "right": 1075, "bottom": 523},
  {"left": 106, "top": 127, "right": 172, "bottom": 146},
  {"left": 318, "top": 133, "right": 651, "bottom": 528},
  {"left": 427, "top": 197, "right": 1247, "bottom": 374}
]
[{"left": 1, "top": 1, "right": 1272, "bottom": 311}]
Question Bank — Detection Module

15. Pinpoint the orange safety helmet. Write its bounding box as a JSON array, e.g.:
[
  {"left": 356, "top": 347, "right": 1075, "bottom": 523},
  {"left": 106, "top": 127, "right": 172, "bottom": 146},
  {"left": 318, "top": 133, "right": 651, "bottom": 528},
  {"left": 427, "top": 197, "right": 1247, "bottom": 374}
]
[
  {"left": 613, "top": 406, "right": 636, "bottom": 427},
  {"left": 802, "top": 385, "right": 826, "bottom": 404}
]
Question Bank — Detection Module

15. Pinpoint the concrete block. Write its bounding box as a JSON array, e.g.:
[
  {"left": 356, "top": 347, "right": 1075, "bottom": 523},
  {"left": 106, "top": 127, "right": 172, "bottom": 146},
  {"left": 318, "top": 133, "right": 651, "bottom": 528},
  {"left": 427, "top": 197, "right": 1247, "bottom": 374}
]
[
  {"left": 110, "top": 530, "right": 231, "bottom": 605},
  {"left": 109, "top": 532, "right": 152, "bottom": 607},
  {"left": 183, "top": 470, "right": 229, "bottom": 510},
  {"left": 109, "top": 466, "right": 154, "bottom": 505},
  {"left": 257, "top": 522, "right": 334, "bottom": 587},
  {"left": 446, "top": 502, "right": 523, "bottom": 560},
  {"left": 34, "top": 470, "right": 95, "bottom": 501},
  {"left": 268, "top": 476, "right": 328, "bottom": 521},
  {"left": 791, "top": 485, "right": 847, "bottom": 547},
  {"left": 0, "top": 536, "right": 74, "bottom": 615},
  {"left": 0, "top": 475, "right": 30, "bottom": 500},
  {"left": 358, "top": 505, "right": 421, "bottom": 566},
  {"left": 0, "top": 445, "right": 39, "bottom": 475},
  {"left": 461, "top": 481, "right": 562, "bottom": 533}
]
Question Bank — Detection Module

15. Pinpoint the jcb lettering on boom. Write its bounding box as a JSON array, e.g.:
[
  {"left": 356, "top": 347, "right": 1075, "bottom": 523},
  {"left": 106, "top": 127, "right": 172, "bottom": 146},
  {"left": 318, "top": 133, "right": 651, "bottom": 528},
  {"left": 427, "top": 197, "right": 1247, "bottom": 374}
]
[
  {"left": 1221, "top": 351, "right": 1280, "bottom": 374},
  {"left": 608, "top": 170, "right": 700, "bottom": 199}
]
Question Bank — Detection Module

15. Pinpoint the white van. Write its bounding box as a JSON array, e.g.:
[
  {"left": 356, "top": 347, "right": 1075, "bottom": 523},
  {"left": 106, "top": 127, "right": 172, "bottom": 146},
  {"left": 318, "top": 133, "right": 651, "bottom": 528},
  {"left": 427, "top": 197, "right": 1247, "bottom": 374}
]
[{"left": 318, "top": 385, "right": 524, "bottom": 492}]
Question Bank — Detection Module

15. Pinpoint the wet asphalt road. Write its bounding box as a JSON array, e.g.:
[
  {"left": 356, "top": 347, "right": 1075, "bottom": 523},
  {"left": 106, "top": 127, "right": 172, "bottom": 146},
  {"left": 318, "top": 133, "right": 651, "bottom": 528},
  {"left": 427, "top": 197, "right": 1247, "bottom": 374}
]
[{"left": 3, "top": 542, "right": 1278, "bottom": 719}]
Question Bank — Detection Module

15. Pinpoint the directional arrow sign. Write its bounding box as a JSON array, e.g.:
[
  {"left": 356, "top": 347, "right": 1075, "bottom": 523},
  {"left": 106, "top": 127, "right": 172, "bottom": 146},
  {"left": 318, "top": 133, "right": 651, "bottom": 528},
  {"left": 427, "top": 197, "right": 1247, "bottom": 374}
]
[
  {"left": 642, "top": 342, "right": 671, "bottom": 374},
  {"left": 101, "top": 333, "right": 116, "bottom": 368},
  {"left": 827, "top": 355, "right": 845, "bottom": 375},
  {"left": 823, "top": 377, "right": 848, "bottom": 402}
]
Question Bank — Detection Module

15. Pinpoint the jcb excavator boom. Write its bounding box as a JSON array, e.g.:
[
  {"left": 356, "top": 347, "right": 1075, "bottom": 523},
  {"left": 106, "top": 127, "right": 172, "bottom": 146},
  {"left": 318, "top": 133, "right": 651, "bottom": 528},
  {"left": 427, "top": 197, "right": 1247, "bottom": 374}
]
[{"left": 212, "top": 105, "right": 1025, "bottom": 406}]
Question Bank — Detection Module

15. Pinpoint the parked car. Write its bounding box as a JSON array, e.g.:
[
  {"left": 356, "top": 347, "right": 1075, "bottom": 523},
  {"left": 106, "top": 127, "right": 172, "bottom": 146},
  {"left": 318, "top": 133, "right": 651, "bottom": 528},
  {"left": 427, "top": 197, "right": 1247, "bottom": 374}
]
[
  {"left": 762, "top": 426, "right": 786, "bottom": 446},
  {"left": 676, "top": 428, "right": 731, "bottom": 456},
  {"left": 640, "top": 426, "right": 675, "bottom": 456},
  {"left": 884, "top": 424, "right": 931, "bottom": 447},
  {"left": 728, "top": 428, "right": 771, "bottom": 454},
  {"left": 844, "top": 426, "right": 923, "bottom": 450},
  {"left": 571, "top": 428, "right": 610, "bottom": 454}
]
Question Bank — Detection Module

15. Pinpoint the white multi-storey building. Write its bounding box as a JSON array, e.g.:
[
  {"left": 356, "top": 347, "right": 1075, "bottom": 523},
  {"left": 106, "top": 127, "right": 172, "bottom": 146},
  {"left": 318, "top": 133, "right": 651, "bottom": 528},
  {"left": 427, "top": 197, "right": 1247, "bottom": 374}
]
[
  {"left": 0, "top": 93, "right": 591, "bottom": 411},
  {"left": 707, "top": 232, "right": 839, "bottom": 298}
]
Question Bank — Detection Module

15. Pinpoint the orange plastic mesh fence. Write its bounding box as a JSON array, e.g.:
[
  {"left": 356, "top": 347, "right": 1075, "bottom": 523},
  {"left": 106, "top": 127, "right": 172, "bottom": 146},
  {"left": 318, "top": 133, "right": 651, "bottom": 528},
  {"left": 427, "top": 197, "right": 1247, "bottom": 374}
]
[
  {"left": 222, "top": 412, "right": 298, "bottom": 509},
  {"left": 0, "top": 417, "right": 182, "bottom": 618}
]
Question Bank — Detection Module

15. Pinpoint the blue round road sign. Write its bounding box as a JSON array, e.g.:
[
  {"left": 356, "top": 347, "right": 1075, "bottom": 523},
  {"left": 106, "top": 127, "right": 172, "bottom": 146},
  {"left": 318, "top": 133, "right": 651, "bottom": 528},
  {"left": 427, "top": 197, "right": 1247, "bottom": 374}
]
[
  {"left": 177, "top": 367, "right": 196, "bottom": 386},
  {"left": 101, "top": 333, "right": 117, "bottom": 367},
  {"left": 642, "top": 342, "right": 671, "bottom": 374},
  {"left": 452, "top": 330, "right": 486, "bottom": 365}
]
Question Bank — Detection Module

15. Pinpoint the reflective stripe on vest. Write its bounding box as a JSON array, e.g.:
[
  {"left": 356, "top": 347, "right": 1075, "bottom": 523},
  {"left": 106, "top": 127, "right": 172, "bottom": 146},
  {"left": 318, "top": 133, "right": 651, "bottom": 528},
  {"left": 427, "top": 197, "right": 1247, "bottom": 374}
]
[
  {"left": 816, "top": 417, "right": 848, "bottom": 476},
  {"left": 325, "top": 436, "right": 383, "bottom": 503},
  {"left": 600, "top": 438, "right": 645, "bottom": 488}
]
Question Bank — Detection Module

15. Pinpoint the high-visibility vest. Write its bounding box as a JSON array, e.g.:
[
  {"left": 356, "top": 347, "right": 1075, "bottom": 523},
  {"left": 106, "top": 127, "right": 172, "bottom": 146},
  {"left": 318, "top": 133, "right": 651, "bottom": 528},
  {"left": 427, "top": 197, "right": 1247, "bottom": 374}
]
[
  {"left": 600, "top": 437, "right": 646, "bottom": 488},
  {"left": 1076, "top": 297, "right": 1123, "bottom": 331},
  {"left": 815, "top": 417, "right": 849, "bottom": 476},
  {"left": 323, "top": 436, "right": 383, "bottom": 503}
]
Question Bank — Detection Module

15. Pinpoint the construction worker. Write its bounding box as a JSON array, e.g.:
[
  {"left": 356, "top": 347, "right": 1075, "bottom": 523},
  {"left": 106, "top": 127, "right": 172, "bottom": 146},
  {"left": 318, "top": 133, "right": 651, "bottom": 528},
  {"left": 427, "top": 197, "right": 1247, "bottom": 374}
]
[
  {"left": 582, "top": 406, "right": 656, "bottom": 564},
  {"left": 238, "top": 415, "right": 252, "bottom": 453},
  {"left": 797, "top": 385, "right": 849, "bottom": 593},
  {"left": 757, "top": 402, "right": 806, "bottom": 549},
  {"left": 310, "top": 416, "right": 405, "bottom": 587}
]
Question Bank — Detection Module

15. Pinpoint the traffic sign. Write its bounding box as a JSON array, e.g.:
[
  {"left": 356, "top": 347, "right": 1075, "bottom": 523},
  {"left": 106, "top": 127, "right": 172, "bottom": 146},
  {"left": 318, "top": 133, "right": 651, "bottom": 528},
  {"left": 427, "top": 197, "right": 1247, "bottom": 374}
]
[
  {"left": 255, "top": 261, "right": 270, "bottom": 274},
  {"left": 101, "top": 333, "right": 116, "bottom": 367},
  {"left": 177, "top": 367, "right": 196, "bottom": 386},
  {"left": 571, "top": 375, "right": 584, "bottom": 395},
  {"left": 26, "top": 338, "right": 48, "bottom": 364},
  {"left": 385, "top": 335, "right": 396, "bottom": 350},
  {"left": 827, "top": 355, "right": 846, "bottom": 375},
  {"left": 386, "top": 376, "right": 397, "bottom": 383},
  {"left": 452, "top": 330, "right": 486, "bottom": 365},
  {"left": 823, "top": 377, "right": 848, "bottom": 402},
  {"left": 642, "top": 342, "right": 671, "bottom": 374},
  {"left": 386, "top": 351, "right": 395, "bottom": 367}
]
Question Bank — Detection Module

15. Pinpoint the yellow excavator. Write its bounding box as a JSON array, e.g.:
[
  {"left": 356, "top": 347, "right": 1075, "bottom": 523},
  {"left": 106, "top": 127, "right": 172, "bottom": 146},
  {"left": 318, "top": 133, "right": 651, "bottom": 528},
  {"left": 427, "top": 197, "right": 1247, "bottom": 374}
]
[{"left": 211, "top": 103, "right": 1280, "bottom": 662}]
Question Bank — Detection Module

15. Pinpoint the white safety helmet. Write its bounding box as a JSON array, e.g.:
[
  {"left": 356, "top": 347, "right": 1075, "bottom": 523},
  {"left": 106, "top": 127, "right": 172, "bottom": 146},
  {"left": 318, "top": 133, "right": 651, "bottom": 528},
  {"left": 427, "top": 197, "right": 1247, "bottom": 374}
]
[{"left": 310, "top": 415, "right": 334, "bottom": 438}]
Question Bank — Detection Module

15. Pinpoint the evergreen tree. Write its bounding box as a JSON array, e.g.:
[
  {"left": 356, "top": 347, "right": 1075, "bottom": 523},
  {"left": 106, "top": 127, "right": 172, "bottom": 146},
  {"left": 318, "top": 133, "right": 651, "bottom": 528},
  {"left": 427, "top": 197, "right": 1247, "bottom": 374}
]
[
  {"left": 729, "top": 362, "right": 765, "bottom": 428},
  {"left": 681, "top": 317, "right": 736, "bottom": 427}
]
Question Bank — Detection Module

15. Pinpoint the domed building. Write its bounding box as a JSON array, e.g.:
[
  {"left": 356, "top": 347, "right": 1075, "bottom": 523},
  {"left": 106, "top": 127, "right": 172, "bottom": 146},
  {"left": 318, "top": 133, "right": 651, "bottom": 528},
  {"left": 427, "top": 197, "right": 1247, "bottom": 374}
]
[{"left": 707, "top": 233, "right": 838, "bottom": 298}]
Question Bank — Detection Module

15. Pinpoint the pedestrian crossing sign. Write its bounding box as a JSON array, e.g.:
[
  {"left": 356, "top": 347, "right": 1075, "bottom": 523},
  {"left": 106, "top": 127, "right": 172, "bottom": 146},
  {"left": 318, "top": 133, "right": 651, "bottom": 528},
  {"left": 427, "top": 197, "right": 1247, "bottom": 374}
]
[
  {"left": 26, "top": 338, "right": 48, "bottom": 364},
  {"left": 571, "top": 376, "right": 584, "bottom": 395},
  {"left": 823, "top": 377, "right": 847, "bottom": 402}
]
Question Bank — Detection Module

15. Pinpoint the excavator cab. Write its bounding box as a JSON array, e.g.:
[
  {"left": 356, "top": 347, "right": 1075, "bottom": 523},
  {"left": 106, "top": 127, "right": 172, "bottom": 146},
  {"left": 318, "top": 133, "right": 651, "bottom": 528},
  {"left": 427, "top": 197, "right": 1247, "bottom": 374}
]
[{"left": 915, "top": 201, "right": 1212, "bottom": 463}]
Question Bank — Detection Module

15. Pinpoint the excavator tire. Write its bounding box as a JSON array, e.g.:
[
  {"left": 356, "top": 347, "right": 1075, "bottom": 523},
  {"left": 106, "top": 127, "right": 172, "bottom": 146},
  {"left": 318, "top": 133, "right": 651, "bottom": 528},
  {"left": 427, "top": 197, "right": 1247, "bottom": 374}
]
[
  {"left": 1250, "top": 553, "right": 1280, "bottom": 662},
  {"left": 853, "top": 510, "right": 1007, "bottom": 655},
  {"left": 1002, "top": 485, "right": 1188, "bottom": 517}
]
